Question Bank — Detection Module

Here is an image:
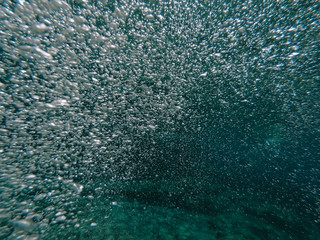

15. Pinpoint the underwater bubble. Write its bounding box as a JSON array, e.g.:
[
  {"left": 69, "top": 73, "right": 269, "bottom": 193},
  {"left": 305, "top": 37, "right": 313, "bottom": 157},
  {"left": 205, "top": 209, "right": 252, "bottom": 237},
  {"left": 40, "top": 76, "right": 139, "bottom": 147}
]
[
  {"left": 12, "top": 220, "right": 37, "bottom": 233},
  {"left": 0, "top": 0, "right": 319, "bottom": 239}
]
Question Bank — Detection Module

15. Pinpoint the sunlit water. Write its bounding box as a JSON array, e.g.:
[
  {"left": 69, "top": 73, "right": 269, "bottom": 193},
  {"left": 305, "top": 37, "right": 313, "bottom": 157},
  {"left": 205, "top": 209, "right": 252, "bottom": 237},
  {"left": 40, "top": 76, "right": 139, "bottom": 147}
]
[{"left": 0, "top": 0, "right": 319, "bottom": 239}]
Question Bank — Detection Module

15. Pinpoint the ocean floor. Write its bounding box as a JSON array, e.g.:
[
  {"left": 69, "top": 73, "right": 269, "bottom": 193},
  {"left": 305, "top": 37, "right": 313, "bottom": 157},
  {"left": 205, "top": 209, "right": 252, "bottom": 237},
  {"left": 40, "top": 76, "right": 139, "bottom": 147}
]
[{"left": 40, "top": 179, "right": 319, "bottom": 240}]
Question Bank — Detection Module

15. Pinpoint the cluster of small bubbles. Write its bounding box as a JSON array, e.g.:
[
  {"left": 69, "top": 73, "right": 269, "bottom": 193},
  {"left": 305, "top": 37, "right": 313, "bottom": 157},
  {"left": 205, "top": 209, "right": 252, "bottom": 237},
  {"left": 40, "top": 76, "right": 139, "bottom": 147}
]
[{"left": 0, "top": 0, "right": 319, "bottom": 238}]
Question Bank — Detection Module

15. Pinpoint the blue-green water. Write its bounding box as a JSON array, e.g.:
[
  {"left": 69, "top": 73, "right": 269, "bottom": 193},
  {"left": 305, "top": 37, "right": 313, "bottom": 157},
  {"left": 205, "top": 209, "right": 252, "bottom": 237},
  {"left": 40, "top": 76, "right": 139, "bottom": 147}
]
[{"left": 0, "top": 0, "right": 319, "bottom": 239}]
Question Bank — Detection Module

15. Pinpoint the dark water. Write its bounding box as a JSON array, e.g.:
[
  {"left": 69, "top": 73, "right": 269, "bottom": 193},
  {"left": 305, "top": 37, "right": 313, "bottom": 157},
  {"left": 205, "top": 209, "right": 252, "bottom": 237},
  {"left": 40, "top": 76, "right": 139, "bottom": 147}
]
[{"left": 0, "top": 0, "right": 319, "bottom": 239}]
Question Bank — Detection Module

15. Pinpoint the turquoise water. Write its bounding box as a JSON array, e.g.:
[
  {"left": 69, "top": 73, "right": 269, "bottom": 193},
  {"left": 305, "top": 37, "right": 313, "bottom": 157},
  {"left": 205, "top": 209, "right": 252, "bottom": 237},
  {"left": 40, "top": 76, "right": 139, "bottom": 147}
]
[
  {"left": 44, "top": 178, "right": 319, "bottom": 239},
  {"left": 0, "top": 0, "right": 319, "bottom": 239}
]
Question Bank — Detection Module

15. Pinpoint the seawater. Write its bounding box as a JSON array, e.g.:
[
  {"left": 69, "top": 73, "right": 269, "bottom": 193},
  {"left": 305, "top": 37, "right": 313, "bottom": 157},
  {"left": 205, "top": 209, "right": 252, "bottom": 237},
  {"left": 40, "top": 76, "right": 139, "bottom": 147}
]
[{"left": 0, "top": 0, "right": 319, "bottom": 239}]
